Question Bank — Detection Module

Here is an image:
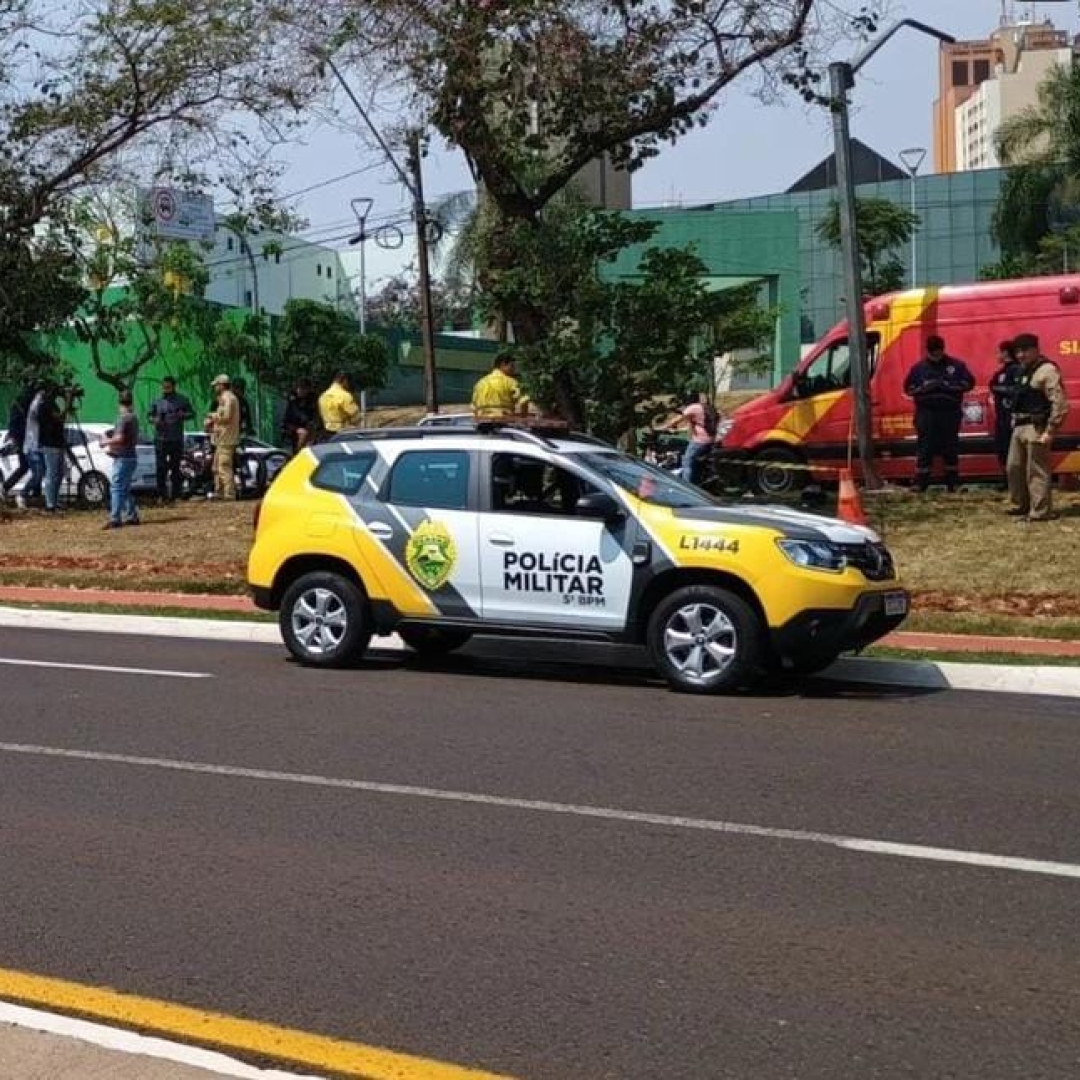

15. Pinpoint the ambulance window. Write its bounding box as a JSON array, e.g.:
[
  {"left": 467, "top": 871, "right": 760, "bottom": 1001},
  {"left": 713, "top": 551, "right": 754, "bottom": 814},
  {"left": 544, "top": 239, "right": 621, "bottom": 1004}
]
[
  {"left": 489, "top": 453, "right": 596, "bottom": 515},
  {"left": 797, "top": 335, "right": 879, "bottom": 396},
  {"left": 388, "top": 450, "right": 471, "bottom": 510}
]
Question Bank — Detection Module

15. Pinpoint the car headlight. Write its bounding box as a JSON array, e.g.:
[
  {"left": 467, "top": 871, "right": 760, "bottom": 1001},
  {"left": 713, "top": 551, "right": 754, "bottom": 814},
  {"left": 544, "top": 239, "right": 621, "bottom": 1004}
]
[{"left": 777, "top": 538, "right": 846, "bottom": 573}]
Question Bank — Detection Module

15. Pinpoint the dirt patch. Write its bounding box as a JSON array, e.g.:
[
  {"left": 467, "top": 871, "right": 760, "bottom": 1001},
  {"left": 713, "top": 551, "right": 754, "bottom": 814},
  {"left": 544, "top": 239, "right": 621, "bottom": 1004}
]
[{"left": 913, "top": 590, "right": 1080, "bottom": 618}]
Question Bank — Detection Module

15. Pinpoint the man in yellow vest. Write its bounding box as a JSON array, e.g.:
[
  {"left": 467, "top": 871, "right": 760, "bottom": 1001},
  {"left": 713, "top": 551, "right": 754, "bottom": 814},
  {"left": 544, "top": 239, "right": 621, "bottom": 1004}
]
[
  {"left": 318, "top": 372, "right": 361, "bottom": 435},
  {"left": 472, "top": 354, "right": 529, "bottom": 420}
]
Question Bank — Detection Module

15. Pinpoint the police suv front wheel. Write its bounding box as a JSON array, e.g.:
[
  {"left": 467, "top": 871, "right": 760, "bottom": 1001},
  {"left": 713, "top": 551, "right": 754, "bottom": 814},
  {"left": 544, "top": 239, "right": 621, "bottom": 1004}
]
[
  {"left": 279, "top": 571, "right": 372, "bottom": 668},
  {"left": 647, "top": 586, "right": 763, "bottom": 694}
]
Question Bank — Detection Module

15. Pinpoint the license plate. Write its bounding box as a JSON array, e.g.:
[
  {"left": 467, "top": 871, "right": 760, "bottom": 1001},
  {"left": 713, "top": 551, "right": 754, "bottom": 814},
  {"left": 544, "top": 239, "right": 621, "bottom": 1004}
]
[{"left": 884, "top": 591, "right": 908, "bottom": 617}]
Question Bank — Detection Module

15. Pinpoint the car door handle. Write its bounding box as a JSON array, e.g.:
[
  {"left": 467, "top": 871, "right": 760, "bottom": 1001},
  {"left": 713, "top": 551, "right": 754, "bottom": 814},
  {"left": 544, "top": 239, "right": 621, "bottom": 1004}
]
[
  {"left": 488, "top": 533, "right": 515, "bottom": 546},
  {"left": 367, "top": 521, "right": 393, "bottom": 539}
]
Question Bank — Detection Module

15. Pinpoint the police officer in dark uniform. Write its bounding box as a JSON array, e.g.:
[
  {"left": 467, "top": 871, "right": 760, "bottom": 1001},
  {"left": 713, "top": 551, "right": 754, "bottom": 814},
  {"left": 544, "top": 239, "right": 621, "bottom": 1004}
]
[
  {"left": 988, "top": 339, "right": 1021, "bottom": 469},
  {"left": 902, "top": 334, "right": 975, "bottom": 492}
]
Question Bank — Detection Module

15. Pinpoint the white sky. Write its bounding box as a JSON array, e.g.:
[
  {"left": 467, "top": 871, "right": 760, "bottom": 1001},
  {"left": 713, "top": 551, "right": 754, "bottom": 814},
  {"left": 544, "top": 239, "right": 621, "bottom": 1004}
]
[{"left": 274, "top": 1, "right": 1080, "bottom": 291}]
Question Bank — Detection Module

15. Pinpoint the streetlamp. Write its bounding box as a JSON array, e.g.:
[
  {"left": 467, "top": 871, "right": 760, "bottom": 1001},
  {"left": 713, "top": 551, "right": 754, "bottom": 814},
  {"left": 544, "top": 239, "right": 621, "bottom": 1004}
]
[
  {"left": 898, "top": 147, "right": 926, "bottom": 289},
  {"left": 829, "top": 20, "right": 955, "bottom": 491}
]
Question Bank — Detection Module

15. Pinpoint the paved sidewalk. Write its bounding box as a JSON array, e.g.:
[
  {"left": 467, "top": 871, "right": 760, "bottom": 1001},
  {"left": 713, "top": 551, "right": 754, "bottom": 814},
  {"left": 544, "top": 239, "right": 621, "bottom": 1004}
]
[{"left": 0, "top": 585, "right": 1077, "bottom": 658}]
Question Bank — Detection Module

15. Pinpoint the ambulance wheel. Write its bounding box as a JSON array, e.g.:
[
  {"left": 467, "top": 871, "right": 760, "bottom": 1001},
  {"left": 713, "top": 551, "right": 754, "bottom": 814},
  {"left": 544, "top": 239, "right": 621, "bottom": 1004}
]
[
  {"left": 647, "top": 585, "right": 763, "bottom": 695},
  {"left": 750, "top": 447, "right": 802, "bottom": 498},
  {"left": 280, "top": 571, "right": 371, "bottom": 668},
  {"left": 398, "top": 626, "right": 473, "bottom": 655}
]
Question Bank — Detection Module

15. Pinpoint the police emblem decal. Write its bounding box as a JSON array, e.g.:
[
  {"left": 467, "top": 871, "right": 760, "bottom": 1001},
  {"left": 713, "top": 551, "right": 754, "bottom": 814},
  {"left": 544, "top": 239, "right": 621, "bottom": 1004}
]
[{"left": 405, "top": 520, "right": 458, "bottom": 590}]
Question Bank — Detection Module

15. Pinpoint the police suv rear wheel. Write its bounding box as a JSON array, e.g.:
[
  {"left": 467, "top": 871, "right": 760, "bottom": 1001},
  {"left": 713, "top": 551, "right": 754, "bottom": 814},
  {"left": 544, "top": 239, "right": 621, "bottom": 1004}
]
[
  {"left": 280, "top": 571, "right": 371, "bottom": 668},
  {"left": 647, "top": 586, "right": 762, "bottom": 694},
  {"left": 398, "top": 626, "right": 473, "bottom": 655}
]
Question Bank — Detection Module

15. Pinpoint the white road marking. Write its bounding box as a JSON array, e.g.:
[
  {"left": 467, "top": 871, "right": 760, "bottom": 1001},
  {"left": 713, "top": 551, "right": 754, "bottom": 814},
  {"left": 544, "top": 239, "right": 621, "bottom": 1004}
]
[
  {"left": 0, "top": 1000, "right": 326, "bottom": 1079},
  {"left": 0, "top": 741, "right": 1077, "bottom": 881},
  {"left": 0, "top": 658, "right": 211, "bottom": 679}
]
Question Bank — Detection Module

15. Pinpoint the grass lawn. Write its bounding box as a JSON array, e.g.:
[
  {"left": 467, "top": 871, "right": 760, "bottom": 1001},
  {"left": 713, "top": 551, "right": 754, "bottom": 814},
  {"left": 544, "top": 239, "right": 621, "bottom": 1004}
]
[{"left": 3, "top": 483, "right": 1080, "bottom": 639}]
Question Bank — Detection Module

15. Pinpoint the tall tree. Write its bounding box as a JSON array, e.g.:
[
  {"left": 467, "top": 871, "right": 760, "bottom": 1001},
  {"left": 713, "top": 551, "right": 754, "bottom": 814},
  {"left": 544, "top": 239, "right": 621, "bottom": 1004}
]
[
  {"left": 816, "top": 197, "right": 919, "bottom": 295},
  {"left": 311, "top": 0, "right": 880, "bottom": 354},
  {"left": 987, "top": 62, "right": 1080, "bottom": 275},
  {"left": 474, "top": 201, "right": 773, "bottom": 441},
  {"left": 0, "top": 0, "right": 308, "bottom": 362}
]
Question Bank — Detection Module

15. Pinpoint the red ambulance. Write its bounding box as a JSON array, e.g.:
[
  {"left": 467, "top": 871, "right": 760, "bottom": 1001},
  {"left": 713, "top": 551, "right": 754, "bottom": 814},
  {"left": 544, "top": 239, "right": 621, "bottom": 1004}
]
[{"left": 719, "top": 275, "right": 1080, "bottom": 495}]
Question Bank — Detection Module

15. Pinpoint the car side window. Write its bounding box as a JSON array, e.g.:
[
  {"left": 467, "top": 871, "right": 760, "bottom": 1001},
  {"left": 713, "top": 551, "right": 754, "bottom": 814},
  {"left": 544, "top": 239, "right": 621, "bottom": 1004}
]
[
  {"left": 388, "top": 450, "right": 471, "bottom": 510},
  {"left": 311, "top": 452, "right": 376, "bottom": 496},
  {"left": 489, "top": 453, "right": 596, "bottom": 515}
]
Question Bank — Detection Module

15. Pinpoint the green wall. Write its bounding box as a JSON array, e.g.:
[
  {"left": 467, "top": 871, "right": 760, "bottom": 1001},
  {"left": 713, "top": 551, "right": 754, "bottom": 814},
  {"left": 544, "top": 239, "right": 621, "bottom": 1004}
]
[
  {"left": 601, "top": 207, "right": 803, "bottom": 381},
  {"left": 712, "top": 167, "right": 1004, "bottom": 343}
]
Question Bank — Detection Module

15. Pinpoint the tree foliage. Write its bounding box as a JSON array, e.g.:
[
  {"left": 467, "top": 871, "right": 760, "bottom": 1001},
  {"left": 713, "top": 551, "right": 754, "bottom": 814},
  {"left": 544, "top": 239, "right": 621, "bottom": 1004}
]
[
  {"left": 66, "top": 196, "right": 215, "bottom": 391},
  {"left": 365, "top": 273, "right": 475, "bottom": 332},
  {"left": 0, "top": 0, "right": 308, "bottom": 367},
  {"left": 310, "top": 0, "right": 881, "bottom": 346},
  {"left": 482, "top": 204, "right": 773, "bottom": 442},
  {"left": 816, "top": 197, "right": 918, "bottom": 295},
  {"left": 987, "top": 62, "right": 1080, "bottom": 277},
  {"left": 259, "top": 299, "right": 389, "bottom": 397}
]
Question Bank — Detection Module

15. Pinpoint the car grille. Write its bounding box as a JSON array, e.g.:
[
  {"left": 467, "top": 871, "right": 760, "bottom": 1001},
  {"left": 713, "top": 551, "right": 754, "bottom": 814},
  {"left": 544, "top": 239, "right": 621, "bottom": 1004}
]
[{"left": 838, "top": 542, "right": 896, "bottom": 581}]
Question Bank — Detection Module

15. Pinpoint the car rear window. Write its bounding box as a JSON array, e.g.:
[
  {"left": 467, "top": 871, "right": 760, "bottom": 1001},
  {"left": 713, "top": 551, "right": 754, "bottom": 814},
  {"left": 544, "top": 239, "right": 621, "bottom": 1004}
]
[
  {"left": 311, "top": 452, "right": 376, "bottom": 495},
  {"left": 387, "top": 450, "right": 471, "bottom": 510}
]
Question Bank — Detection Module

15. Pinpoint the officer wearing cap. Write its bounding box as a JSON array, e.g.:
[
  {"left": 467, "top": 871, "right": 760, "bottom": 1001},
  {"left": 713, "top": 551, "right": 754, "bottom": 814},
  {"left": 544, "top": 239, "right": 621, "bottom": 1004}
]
[
  {"left": 1006, "top": 332, "right": 1069, "bottom": 522},
  {"left": 206, "top": 373, "right": 240, "bottom": 500},
  {"left": 902, "top": 334, "right": 975, "bottom": 492}
]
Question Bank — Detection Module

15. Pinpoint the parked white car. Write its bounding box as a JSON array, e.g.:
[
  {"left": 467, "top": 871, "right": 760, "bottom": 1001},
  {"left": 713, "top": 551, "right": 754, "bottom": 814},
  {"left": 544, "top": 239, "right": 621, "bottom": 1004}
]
[{"left": 0, "top": 422, "right": 129, "bottom": 505}]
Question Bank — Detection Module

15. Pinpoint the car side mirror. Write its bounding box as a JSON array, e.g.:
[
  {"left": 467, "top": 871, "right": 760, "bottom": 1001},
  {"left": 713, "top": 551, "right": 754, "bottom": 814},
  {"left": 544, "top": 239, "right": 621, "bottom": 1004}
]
[{"left": 576, "top": 491, "right": 623, "bottom": 521}]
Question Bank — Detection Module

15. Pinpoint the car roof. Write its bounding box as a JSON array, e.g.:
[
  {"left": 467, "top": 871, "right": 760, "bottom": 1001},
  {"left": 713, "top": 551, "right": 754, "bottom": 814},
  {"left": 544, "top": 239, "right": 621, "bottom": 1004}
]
[{"left": 328, "top": 424, "right": 613, "bottom": 456}]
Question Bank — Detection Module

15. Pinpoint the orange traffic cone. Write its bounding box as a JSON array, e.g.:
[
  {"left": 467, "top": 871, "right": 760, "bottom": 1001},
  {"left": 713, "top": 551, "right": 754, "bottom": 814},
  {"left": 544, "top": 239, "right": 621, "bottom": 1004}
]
[{"left": 836, "top": 467, "right": 867, "bottom": 525}]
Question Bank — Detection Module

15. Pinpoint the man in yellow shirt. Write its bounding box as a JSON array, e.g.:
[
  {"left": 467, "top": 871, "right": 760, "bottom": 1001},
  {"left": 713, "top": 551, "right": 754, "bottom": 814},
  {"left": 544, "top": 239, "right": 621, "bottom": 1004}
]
[
  {"left": 318, "top": 372, "right": 361, "bottom": 435},
  {"left": 472, "top": 355, "right": 529, "bottom": 419}
]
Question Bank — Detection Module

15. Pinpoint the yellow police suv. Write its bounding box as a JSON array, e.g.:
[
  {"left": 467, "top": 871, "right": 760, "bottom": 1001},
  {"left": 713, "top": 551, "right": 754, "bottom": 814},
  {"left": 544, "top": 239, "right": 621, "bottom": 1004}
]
[{"left": 248, "top": 424, "right": 908, "bottom": 694}]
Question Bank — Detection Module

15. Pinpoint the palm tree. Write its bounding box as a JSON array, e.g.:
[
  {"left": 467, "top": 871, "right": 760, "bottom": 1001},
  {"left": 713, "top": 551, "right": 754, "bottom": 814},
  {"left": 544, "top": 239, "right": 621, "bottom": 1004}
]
[
  {"left": 995, "top": 63, "right": 1080, "bottom": 172},
  {"left": 991, "top": 63, "right": 1080, "bottom": 270}
]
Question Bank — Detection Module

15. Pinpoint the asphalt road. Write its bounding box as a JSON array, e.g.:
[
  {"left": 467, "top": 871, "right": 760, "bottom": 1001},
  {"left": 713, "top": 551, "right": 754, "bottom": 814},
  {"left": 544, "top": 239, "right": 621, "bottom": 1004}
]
[{"left": 0, "top": 626, "right": 1078, "bottom": 1079}]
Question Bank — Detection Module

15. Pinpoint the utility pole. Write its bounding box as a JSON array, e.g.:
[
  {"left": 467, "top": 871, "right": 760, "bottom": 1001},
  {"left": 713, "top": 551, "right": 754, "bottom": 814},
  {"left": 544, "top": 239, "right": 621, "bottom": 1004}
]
[
  {"left": 349, "top": 197, "right": 372, "bottom": 426},
  {"left": 318, "top": 51, "right": 440, "bottom": 414},
  {"left": 829, "top": 19, "right": 955, "bottom": 492},
  {"left": 408, "top": 131, "right": 439, "bottom": 414}
]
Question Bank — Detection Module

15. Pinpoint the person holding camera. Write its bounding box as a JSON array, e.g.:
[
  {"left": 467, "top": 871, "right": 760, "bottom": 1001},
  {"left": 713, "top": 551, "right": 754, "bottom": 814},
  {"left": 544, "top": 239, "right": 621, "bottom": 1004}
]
[
  {"left": 27, "top": 383, "right": 71, "bottom": 513},
  {"left": 902, "top": 335, "right": 975, "bottom": 493}
]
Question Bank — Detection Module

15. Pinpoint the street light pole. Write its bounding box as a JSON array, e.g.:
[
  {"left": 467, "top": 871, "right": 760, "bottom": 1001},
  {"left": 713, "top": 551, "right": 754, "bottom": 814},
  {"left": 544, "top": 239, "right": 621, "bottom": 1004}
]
[
  {"left": 830, "top": 19, "right": 955, "bottom": 492},
  {"left": 899, "top": 147, "right": 926, "bottom": 288},
  {"left": 829, "top": 60, "right": 878, "bottom": 489}
]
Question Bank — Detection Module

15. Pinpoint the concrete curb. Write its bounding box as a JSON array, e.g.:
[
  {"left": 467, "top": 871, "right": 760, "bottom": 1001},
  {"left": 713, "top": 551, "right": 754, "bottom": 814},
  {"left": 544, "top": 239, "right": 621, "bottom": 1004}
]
[{"left": 2, "top": 606, "right": 1078, "bottom": 698}]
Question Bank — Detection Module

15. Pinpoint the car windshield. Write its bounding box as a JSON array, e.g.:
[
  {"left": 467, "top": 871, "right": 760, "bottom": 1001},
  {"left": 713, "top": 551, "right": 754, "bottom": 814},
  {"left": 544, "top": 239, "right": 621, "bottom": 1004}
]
[{"left": 577, "top": 451, "right": 715, "bottom": 509}]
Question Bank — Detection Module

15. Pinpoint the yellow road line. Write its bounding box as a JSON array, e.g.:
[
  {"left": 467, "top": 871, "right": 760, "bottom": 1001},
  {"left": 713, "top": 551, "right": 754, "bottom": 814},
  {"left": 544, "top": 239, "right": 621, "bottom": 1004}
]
[{"left": 0, "top": 967, "right": 517, "bottom": 1080}]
